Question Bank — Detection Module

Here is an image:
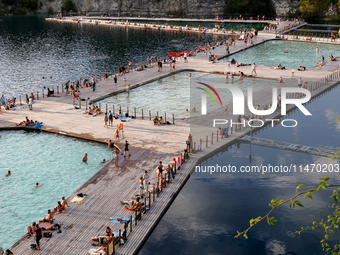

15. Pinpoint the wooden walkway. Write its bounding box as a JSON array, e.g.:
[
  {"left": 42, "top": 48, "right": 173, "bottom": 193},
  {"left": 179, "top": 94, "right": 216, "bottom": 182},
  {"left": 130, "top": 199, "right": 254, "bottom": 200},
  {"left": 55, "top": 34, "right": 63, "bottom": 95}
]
[{"left": 9, "top": 146, "right": 196, "bottom": 255}]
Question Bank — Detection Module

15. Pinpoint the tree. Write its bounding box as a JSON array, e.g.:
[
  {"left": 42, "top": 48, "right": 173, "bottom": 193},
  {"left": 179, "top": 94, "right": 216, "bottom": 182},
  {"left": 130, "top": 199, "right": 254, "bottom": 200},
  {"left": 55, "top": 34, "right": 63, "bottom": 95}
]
[
  {"left": 236, "top": 176, "right": 340, "bottom": 254},
  {"left": 61, "top": 0, "right": 76, "bottom": 13}
]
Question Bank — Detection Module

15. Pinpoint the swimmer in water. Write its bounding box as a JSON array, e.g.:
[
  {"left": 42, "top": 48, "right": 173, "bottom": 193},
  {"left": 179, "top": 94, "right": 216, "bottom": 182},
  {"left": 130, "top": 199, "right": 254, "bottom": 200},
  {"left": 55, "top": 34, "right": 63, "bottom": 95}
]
[
  {"left": 101, "top": 159, "right": 107, "bottom": 163},
  {"left": 35, "top": 183, "right": 43, "bottom": 188},
  {"left": 5, "top": 170, "right": 11, "bottom": 177},
  {"left": 82, "top": 153, "right": 88, "bottom": 162}
]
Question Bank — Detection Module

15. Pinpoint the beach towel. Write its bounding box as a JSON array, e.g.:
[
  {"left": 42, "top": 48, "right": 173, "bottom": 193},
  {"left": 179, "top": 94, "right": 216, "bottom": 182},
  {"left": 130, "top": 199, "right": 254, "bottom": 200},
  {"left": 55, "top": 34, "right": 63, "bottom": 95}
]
[
  {"left": 111, "top": 216, "right": 134, "bottom": 223},
  {"left": 0, "top": 110, "right": 5, "bottom": 114},
  {"left": 71, "top": 196, "right": 85, "bottom": 203},
  {"left": 40, "top": 222, "right": 56, "bottom": 234}
]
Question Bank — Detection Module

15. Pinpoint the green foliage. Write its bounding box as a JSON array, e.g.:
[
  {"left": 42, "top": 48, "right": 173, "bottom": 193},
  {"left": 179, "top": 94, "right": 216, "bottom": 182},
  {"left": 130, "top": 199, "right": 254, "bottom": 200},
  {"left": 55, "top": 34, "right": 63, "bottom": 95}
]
[
  {"left": 236, "top": 176, "right": 340, "bottom": 254},
  {"left": 47, "top": 6, "right": 54, "bottom": 15},
  {"left": 224, "top": 0, "right": 276, "bottom": 17},
  {"left": 299, "top": 0, "right": 339, "bottom": 20},
  {"left": 1, "top": 0, "right": 38, "bottom": 14},
  {"left": 61, "top": 0, "right": 76, "bottom": 13}
]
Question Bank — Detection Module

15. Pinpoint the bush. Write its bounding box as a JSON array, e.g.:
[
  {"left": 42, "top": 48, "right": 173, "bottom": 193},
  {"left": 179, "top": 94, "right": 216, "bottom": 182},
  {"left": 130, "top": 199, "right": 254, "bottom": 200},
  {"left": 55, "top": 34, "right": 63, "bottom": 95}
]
[
  {"left": 61, "top": 0, "right": 76, "bottom": 13},
  {"left": 48, "top": 6, "right": 54, "bottom": 15},
  {"left": 224, "top": 0, "right": 276, "bottom": 17}
]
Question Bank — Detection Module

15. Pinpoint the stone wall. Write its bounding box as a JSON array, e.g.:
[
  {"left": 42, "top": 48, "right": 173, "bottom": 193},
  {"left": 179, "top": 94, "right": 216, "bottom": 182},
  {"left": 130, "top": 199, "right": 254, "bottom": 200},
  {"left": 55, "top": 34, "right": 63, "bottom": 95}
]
[{"left": 38, "top": 0, "right": 299, "bottom": 17}]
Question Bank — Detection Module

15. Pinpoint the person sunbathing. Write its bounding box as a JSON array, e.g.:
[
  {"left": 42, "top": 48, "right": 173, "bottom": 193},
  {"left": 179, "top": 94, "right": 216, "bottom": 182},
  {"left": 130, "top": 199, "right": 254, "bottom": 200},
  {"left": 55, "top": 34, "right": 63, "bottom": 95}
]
[
  {"left": 91, "top": 233, "right": 113, "bottom": 245},
  {"left": 27, "top": 222, "right": 37, "bottom": 236},
  {"left": 93, "top": 246, "right": 107, "bottom": 255},
  {"left": 120, "top": 199, "right": 144, "bottom": 206},
  {"left": 54, "top": 201, "right": 65, "bottom": 213},
  {"left": 38, "top": 209, "right": 54, "bottom": 224},
  {"left": 236, "top": 63, "right": 250, "bottom": 67},
  {"left": 159, "top": 117, "right": 165, "bottom": 125},
  {"left": 298, "top": 65, "right": 307, "bottom": 71},
  {"left": 153, "top": 116, "right": 159, "bottom": 125}
]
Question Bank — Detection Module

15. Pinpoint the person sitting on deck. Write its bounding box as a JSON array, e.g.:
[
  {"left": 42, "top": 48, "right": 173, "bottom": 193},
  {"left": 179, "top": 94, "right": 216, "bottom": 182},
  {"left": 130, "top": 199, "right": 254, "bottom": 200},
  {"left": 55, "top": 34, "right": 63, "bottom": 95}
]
[
  {"left": 153, "top": 116, "right": 159, "bottom": 125},
  {"left": 91, "top": 232, "right": 113, "bottom": 245},
  {"left": 47, "top": 88, "right": 54, "bottom": 97},
  {"left": 159, "top": 117, "right": 165, "bottom": 125},
  {"left": 298, "top": 66, "right": 307, "bottom": 71},
  {"left": 72, "top": 90, "right": 79, "bottom": 99},
  {"left": 54, "top": 201, "right": 65, "bottom": 213},
  {"left": 38, "top": 209, "right": 54, "bottom": 224},
  {"left": 27, "top": 222, "right": 37, "bottom": 236},
  {"left": 230, "top": 58, "right": 236, "bottom": 65}
]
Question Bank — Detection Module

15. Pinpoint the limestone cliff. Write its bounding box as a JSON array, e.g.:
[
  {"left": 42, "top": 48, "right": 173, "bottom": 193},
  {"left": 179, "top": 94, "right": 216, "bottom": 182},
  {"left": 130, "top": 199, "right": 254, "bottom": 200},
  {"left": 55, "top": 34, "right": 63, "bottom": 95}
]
[{"left": 38, "top": 0, "right": 299, "bottom": 17}]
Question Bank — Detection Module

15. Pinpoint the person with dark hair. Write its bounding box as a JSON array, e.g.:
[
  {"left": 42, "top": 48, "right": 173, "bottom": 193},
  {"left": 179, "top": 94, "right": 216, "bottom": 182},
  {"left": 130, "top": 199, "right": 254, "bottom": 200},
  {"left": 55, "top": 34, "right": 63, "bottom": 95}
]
[{"left": 34, "top": 224, "right": 42, "bottom": 250}]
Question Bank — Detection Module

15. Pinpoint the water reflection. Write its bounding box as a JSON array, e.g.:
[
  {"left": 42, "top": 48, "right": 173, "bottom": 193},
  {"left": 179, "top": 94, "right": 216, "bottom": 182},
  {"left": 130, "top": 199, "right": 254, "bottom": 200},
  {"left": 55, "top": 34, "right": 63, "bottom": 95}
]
[{"left": 139, "top": 83, "right": 340, "bottom": 255}]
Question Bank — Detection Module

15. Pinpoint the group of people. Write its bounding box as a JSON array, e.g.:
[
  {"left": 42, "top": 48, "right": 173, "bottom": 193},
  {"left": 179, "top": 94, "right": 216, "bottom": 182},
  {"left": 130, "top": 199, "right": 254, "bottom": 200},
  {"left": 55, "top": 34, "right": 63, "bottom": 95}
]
[
  {"left": 16, "top": 116, "right": 41, "bottom": 127},
  {"left": 153, "top": 116, "right": 167, "bottom": 125}
]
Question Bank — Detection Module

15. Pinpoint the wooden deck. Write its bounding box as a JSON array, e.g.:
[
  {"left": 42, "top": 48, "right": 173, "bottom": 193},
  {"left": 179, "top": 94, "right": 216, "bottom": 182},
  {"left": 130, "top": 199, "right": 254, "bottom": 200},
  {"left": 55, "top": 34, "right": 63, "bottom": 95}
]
[{"left": 10, "top": 146, "right": 196, "bottom": 255}]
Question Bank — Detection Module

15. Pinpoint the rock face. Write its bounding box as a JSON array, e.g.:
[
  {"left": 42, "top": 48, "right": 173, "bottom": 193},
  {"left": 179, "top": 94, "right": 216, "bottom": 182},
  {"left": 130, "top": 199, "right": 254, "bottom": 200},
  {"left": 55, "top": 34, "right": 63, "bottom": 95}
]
[
  {"left": 272, "top": 0, "right": 300, "bottom": 16},
  {"left": 39, "top": 0, "right": 299, "bottom": 17}
]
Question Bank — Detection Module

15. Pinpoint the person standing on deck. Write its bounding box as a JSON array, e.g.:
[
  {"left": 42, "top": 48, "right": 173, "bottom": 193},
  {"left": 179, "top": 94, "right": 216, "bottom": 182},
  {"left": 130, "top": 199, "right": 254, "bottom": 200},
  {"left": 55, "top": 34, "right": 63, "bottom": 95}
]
[
  {"left": 251, "top": 63, "right": 257, "bottom": 76},
  {"left": 298, "top": 77, "right": 302, "bottom": 87},
  {"left": 124, "top": 140, "right": 130, "bottom": 158}
]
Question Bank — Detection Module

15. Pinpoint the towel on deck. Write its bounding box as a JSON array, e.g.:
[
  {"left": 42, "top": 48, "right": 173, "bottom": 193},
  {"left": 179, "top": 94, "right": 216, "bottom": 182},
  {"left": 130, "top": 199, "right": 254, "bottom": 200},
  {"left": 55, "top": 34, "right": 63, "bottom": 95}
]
[
  {"left": 111, "top": 216, "right": 134, "bottom": 223},
  {"left": 88, "top": 248, "right": 106, "bottom": 255},
  {"left": 40, "top": 222, "right": 55, "bottom": 234},
  {"left": 71, "top": 196, "right": 85, "bottom": 203}
]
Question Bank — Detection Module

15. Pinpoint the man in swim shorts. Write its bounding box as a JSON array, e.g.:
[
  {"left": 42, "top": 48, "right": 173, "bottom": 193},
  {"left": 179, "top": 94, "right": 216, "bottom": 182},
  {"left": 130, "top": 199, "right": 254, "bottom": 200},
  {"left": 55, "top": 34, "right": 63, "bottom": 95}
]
[
  {"left": 126, "top": 85, "right": 131, "bottom": 96},
  {"left": 124, "top": 141, "right": 130, "bottom": 158},
  {"left": 91, "top": 233, "right": 113, "bottom": 245},
  {"left": 38, "top": 209, "right": 53, "bottom": 224},
  {"left": 82, "top": 153, "right": 88, "bottom": 162},
  {"left": 61, "top": 196, "right": 70, "bottom": 210}
]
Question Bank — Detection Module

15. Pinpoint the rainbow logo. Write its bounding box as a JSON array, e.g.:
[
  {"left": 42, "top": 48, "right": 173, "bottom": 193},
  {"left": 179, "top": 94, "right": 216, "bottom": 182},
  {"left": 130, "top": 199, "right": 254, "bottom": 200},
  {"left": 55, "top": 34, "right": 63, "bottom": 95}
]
[{"left": 196, "top": 82, "right": 223, "bottom": 106}]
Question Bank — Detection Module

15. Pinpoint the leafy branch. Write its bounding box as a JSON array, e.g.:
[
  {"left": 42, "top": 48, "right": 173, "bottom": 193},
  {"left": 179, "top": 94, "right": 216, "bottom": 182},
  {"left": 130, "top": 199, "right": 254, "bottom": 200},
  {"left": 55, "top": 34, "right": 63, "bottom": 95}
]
[{"left": 235, "top": 177, "right": 340, "bottom": 254}]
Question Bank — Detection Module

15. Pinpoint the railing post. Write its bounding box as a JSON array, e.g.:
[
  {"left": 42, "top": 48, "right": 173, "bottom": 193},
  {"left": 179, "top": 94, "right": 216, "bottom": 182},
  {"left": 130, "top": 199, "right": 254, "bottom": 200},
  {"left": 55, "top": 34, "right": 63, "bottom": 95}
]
[
  {"left": 142, "top": 109, "right": 144, "bottom": 119},
  {"left": 172, "top": 114, "right": 174, "bottom": 124},
  {"left": 148, "top": 191, "right": 151, "bottom": 209},
  {"left": 130, "top": 215, "right": 133, "bottom": 232},
  {"left": 57, "top": 85, "right": 59, "bottom": 94},
  {"left": 19, "top": 95, "right": 21, "bottom": 104},
  {"left": 165, "top": 113, "right": 166, "bottom": 122},
  {"left": 36, "top": 91, "right": 39, "bottom": 100},
  {"left": 62, "top": 84, "right": 64, "bottom": 93},
  {"left": 149, "top": 110, "right": 151, "bottom": 120},
  {"left": 206, "top": 136, "right": 208, "bottom": 147},
  {"left": 106, "top": 104, "right": 108, "bottom": 113},
  {"left": 86, "top": 100, "right": 88, "bottom": 110},
  {"left": 217, "top": 130, "right": 219, "bottom": 141},
  {"left": 135, "top": 210, "right": 137, "bottom": 226},
  {"left": 79, "top": 100, "right": 81, "bottom": 109}
]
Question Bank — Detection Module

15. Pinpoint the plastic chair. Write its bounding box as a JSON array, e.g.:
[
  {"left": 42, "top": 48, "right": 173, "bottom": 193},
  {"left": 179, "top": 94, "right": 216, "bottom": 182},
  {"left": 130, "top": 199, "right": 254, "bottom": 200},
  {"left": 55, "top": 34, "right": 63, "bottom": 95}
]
[
  {"left": 291, "top": 69, "right": 295, "bottom": 77},
  {"left": 117, "top": 123, "right": 124, "bottom": 138}
]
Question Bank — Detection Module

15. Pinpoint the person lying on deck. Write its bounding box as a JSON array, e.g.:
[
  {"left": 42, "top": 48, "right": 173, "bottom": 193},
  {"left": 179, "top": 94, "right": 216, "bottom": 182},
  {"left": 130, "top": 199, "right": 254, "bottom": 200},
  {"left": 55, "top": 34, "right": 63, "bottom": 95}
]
[
  {"left": 91, "top": 233, "right": 113, "bottom": 245},
  {"left": 119, "top": 198, "right": 145, "bottom": 206},
  {"left": 236, "top": 63, "right": 250, "bottom": 67},
  {"left": 93, "top": 246, "right": 107, "bottom": 255}
]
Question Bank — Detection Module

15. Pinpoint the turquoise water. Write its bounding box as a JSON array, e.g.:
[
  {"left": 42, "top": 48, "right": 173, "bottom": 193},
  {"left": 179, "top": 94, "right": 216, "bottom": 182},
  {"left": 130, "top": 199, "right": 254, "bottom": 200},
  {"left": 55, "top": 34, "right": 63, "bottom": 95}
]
[
  {"left": 0, "top": 131, "right": 112, "bottom": 250},
  {"left": 97, "top": 72, "right": 277, "bottom": 118},
  {"left": 222, "top": 40, "right": 340, "bottom": 69}
]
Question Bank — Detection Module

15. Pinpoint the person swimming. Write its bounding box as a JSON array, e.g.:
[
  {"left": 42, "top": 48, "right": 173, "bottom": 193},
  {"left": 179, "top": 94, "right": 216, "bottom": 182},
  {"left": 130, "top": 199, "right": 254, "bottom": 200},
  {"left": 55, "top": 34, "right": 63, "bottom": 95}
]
[
  {"left": 5, "top": 170, "right": 11, "bottom": 177},
  {"left": 101, "top": 159, "right": 107, "bottom": 163},
  {"left": 35, "top": 183, "right": 43, "bottom": 188}
]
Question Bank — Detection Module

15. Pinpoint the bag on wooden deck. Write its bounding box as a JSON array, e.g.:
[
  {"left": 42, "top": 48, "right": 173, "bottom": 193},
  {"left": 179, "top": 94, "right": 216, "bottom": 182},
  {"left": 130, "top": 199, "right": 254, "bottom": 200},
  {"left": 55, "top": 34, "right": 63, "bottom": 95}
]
[
  {"left": 30, "top": 244, "right": 37, "bottom": 250},
  {"left": 43, "top": 232, "right": 52, "bottom": 238}
]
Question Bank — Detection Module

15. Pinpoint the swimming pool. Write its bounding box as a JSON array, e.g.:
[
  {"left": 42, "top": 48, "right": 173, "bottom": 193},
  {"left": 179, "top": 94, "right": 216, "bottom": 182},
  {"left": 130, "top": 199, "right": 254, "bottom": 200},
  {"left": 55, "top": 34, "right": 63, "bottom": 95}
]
[
  {"left": 222, "top": 40, "right": 340, "bottom": 69},
  {"left": 96, "top": 71, "right": 277, "bottom": 118},
  {"left": 0, "top": 131, "right": 112, "bottom": 250}
]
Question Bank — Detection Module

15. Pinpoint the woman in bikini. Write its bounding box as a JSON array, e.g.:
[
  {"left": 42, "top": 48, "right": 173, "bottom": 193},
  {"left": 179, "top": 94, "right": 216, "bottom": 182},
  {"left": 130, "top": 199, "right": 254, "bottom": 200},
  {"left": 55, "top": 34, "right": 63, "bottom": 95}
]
[{"left": 114, "top": 149, "right": 119, "bottom": 167}]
